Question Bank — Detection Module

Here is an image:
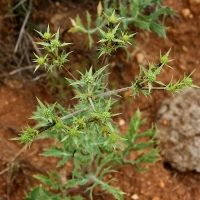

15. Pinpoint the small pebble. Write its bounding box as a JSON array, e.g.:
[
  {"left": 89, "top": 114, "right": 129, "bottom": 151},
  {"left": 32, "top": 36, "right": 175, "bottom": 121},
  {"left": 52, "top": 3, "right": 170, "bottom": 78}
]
[
  {"left": 179, "top": 65, "right": 187, "bottom": 71},
  {"left": 181, "top": 8, "right": 191, "bottom": 17},
  {"left": 119, "top": 119, "right": 125, "bottom": 126},
  {"left": 182, "top": 45, "right": 188, "bottom": 52},
  {"left": 136, "top": 52, "right": 144, "bottom": 64},
  {"left": 158, "top": 181, "right": 165, "bottom": 188},
  {"left": 131, "top": 194, "right": 139, "bottom": 200},
  {"left": 162, "top": 119, "right": 168, "bottom": 126}
]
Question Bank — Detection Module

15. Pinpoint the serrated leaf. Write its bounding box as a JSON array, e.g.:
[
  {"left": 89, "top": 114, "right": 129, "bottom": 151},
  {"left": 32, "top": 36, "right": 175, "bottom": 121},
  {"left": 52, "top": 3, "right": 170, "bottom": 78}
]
[
  {"left": 148, "top": 8, "right": 168, "bottom": 21},
  {"left": 57, "top": 156, "right": 70, "bottom": 167},
  {"left": 88, "top": 176, "right": 125, "bottom": 200},
  {"left": 76, "top": 15, "right": 84, "bottom": 27},
  {"left": 34, "top": 174, "right": 52, "bottom": 187},
  {"left": 25, "top": 186, "right": 40, "bottom": 200},
  {"left": 129, "top": 110, "right": 142, "bottom": 135},
  {"left": 138, "top": 0, "right": 152, "bottom": 10},
  {"left": 98, "top": 27, "right": 106, "bottom": 36},
  {"left": 55, "top": 28, "right": 60, "bottom": 40},
  {"left": 137, "top": 149, "right": 160, "bottom": 164},
  {"left": 26, "top": 186, "right": 69, "bottom": 200},
  {"left": 130, "top": 2, "right": 138, "bottom": 19},
  {"left": 105, "top": 98, "right": 111, "bottom": 112},
  {"left": 36, "top": 97, "right": 47, "bottom": 110},
  {"left": 134, "top": 19, "right": 150, "bottom": 30},
  {"left": 135, "top": 127, "right": 155, "bottom": 139},
  {"left": 93, "top": 64, "right": 109, "bottom": 79},
  {"left": 86, "top": 11, "right": 92, "bottom": 29},
  {"left": 64, "top": 177, "right": 89, "bottom": 188},
  {"left": 119, "top": 2, "right": 127, "bottom": 17},
  {"left": 36, "top": 41, "right": 51, "bottom": 47},
  {"left": 150, "top": 22, "right": 167, "bottom": 37},
  {"left": 41, "top": 147, "right": 73, "bottom": 158}
]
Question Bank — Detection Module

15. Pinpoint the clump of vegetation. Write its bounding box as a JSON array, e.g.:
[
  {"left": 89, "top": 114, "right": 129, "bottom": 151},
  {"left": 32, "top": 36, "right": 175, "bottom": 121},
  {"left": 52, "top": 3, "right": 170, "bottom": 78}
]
[
  {"left": 69, "top": 0, "right": 175, "bottom": 47},
  {"left": 12, "top": 10, "right": 197, "bottom": 200}
]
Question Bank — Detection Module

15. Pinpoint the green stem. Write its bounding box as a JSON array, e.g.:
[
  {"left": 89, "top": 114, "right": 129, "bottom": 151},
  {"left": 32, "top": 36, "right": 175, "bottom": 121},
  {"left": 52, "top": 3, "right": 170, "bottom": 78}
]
[
  {"left": 88, "top": 97, "right": 96, "bottom": 111},
  {"left": 143, "top": 87, "right": 165, "bottom": 90}
]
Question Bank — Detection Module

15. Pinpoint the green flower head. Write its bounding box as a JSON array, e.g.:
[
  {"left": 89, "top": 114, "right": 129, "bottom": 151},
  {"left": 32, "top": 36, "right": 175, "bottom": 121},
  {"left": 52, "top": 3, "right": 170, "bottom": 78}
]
[
  {"left": 33, "top": 53, "right": 48, "bottom": 73},
  {"left": 20, "top": 125, "right": 38, "bottom": 144},
  {"left": 35, "top": 24, "right": 54, "bottom": 40},
  {"left": 104, "top": 10, "right": 123, "bottom": 24}
]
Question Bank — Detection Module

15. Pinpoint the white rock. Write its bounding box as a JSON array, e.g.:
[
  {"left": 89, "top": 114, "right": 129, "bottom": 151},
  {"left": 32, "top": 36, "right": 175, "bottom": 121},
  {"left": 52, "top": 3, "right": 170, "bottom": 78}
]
[
  {"left": 131, "top": 194, "right": 139, "bottom": 200},
  {"left": 156, "top": 88, "right": 200, "bottom": 172}
]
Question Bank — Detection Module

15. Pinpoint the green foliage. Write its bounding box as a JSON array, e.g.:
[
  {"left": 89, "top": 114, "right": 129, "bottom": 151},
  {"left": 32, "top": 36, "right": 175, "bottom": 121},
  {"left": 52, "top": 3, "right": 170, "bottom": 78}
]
[
  {"left": 25, "top": 186, "right": 83, "bottom": 200},
  {"left": 12, "top": 10, "right": 198, "bottom": 200},
  {"left": 69, "top": 0, "right": 175, "bottom": 47}
]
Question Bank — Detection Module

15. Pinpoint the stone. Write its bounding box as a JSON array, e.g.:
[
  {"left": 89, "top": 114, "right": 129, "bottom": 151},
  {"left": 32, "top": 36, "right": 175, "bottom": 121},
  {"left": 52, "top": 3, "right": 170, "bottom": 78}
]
[
  {"left": 119, "top": 118, "right": 126, "bottom": 126},
  {"left": 131, "top": 194, "right": 139, "bottom": 200},
  {"left": 136, "top": 52, "right": 144, "bottom": 64},
  {"left": 156, "top": 88, "right": 200, "bottom": 172},
  {"left": 182, "top": 45, "right": 188, "bottom": 52},
  {"left": 181, "top": 8, "right": 191, "bottom": 17},
  {"left": 158, "top": 181, "right": 165, "bottom": 188}
]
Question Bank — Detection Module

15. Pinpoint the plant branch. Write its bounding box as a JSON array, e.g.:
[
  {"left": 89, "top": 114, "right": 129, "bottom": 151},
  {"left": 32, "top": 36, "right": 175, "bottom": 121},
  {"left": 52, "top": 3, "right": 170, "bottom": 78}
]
[
  {"left": 34, "top": 84, "right": 167, "bottom": 135},
  {"left": 143, "top": 87, "right": 165, "bottom": 90},
  {"left": 95, "top": 86, "right": 132, "bottom": 98},
  {"left": 61, "top": 66, "right": 86, "bottom": 93},
  {"left": 100, "top": 54, "right": 108, "bottom": 69},
  {"left": 60, "top": 108, "right": 88, "bottom": 121},
  {"left": 88, "top": 98, "right": 96, "bottom": 111}
]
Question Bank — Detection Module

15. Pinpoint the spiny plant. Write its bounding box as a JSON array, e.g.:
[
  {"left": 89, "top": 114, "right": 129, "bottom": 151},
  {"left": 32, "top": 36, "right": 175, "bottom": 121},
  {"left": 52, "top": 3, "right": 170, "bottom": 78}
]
[
  {"left": 69, "top": 0, "right": 175, "bottom": 48},
  {"left": 12, "top": 11, "right": 197, "bottom": 200},
  {"left": 46, "top": 0, "right": 175, "bottom": 101}
]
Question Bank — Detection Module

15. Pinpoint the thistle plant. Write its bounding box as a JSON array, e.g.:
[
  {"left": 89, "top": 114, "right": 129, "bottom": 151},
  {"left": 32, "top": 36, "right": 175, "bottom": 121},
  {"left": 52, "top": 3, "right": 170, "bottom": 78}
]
[
  {"left": 69, "top": 0, "right": 175, "bottom": 48},
  {"left": 12, "top": 11, "right": 197, "bottom": 200}
]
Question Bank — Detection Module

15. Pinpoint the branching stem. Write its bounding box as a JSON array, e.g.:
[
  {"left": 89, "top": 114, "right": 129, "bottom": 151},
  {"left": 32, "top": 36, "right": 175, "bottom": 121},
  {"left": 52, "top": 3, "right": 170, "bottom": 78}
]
[
  {"left": 88, "top": 98, "right": 96, "bottom": 111},
  {"left": 60, "top": 108, "right": 88, "bottom": 121},
  {"left": 37, "top": 85, "right": 166, "bottom": 131},
  {"left": 143, "top": 86, "right": 165, "bottom": 90},
  {"left": 95, "top": 86, "right": 132, "bottom": 98}
]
